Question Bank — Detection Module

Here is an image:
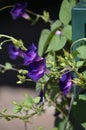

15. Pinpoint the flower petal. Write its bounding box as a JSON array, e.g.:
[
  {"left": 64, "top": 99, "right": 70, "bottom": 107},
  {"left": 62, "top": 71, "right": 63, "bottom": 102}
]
[{"left": 10, "top": 2, "right": 28, "bottom": 20}]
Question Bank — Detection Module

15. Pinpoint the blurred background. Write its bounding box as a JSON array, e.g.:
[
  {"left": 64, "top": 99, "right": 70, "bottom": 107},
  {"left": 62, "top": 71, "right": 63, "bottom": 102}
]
[{"left": 0, "top": 1, "right": 62, "bottom": 130}]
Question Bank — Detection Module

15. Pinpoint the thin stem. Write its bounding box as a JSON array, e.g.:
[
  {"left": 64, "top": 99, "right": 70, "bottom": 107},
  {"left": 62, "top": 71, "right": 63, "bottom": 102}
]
[
  {"left": 24, "top": 110, "right": 28, "bottom": 130},
  {"left": 65, "top": 94, "right": 74, "bottom": 130},
  {"left": 70, "top": 38, "right": 86, "bottom": 53},
  {"left": 0, "top": 34, "right": 17, "bottom": 41},
  {"left": 24, "top": 122, "right": 27, "bottom": 130},
  {"left": 26, "top": 9, "right": 52, "bottom": 24},
  {"left": 0, "top": 34, "right": 27, "bottom": 51},
  {"left": 0, "top": 4, "right": 52, "bottom": 24},
  {"left": 26, "top": 9, "right": 40, "bottom": 17},
  {"left": 0, "top": 111, "right": 37, "bottom": 121},
  {"left": 0, "top": 64, "right": 18, "bottom": 72},
  {"left": 0, "top": 5, "right": 14, "bottom": 11},
  {"left": 0, "top": 39, "right": 11, "bottom": 46},
  {"left": 46, "top": 95, "right": 67, "bottom": 118},
  {"left": 52, "top": 101, "right": 67, "bottom": 118}
]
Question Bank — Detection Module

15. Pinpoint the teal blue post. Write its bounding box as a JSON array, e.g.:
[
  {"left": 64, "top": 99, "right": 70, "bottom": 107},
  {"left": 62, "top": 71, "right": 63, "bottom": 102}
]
[
  {"left": 72, "top": 0, "right": 86, "bottom": 97},
  {"left": 72, "top": 0, "right": 86, "bottom": 47}
]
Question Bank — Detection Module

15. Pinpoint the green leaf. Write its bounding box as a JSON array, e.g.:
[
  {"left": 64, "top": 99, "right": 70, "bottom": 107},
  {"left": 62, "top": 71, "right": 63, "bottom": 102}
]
[
  {"left": 51, "top": 20, "right": 62, "bottom": 31},
  {"left": 58, "top": 118, "right": 73, "bottom": 130},
  {"left": 33, "top": 97, "right": 40, "bottom": 104},
  {"left": 62, "top": 25, "right": 72, "bottom": 40},
  {"left": 73, "top": 94, "right": 86, "bottom": 129},
  {"left": 18, "top": 69, "right": 28, "bottom": 75},
  {"left": 76, "top": 61, "right": 84, "bottom": 67},
  {"left": 5, "top": 62, "right": 12, "bottom": 70},
  {"left": 46, "top": 51, "right": 56, "bottom": 68},
  {"left": 12, "top": 39, "right": 26, "bottom": 51},
  {"left": 2, "top": 108, "right": 7, "bottom": 113},
  {"left": 59, "top": 0, "right": 76, "bottom": 25},
  {"left": 38, "top": 29, "right": 50, "bottom": 56},
  {"left": 24, "top": 96, "right": 34, "bottom": 107},
  {"left": 70, "top": 0, "right": 76, "bottom": 7},
  {"left": 46, "top": 35, "right": 67, "bottom": 52},
  {"left": 82, "top": 71, "right": 86, "bottom": 79},
  {"left": 36, "top": 75, "right": 49, "bottom": 91},
  {"left": 13, "top": 105, "right": 22, "bottom": 113},
  {"left": 76, "top": 45, "right": 86, "bottom": 59}
]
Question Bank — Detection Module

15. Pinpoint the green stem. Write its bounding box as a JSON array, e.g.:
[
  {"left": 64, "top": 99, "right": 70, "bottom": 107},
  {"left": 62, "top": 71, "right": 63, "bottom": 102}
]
[
  {"left": 0, "top": 5, "right": 14, "bottom": 11},
  {"left": 70, "top": 38, "right": 86, "bottom": 53},
  {"left": 0, "top": 111, "right": 37, "bottom": 121},
  {"left": 0, "top": 39, "right": 11, "bottom": 46},
  {"left": 26, "top": 9, "right": 40, "bottom": 17},
  {"left": 65, "top": 94, "right": 74, "bottom": 130},
  {"left": 24, "top": 111, "right": 28, "bottom": 130},
  {"left": 0, "top": 34, "right": 17, "bottom": 41},
  {"left": 0, "top": 64, "right": 18, "bottom": 72},
  {"left": 46, "top": 95, "right": 67, "bottom": 118},
  {"left": 0, "top": 34, "right": 27, "bottom": 51},
  {"left": 26, "top": 9, "right": 52, "bottom": 24},
  {"left": 0, "top": 4, "right": 52, "bottom": 24}
]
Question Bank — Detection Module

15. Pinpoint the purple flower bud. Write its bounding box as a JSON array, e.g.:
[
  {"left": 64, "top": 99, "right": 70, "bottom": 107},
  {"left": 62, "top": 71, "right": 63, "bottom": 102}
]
[
  {"left": 27, "top": 57, "right": 47, "bottom": 82},
  {"left": 24, "top": 43, "right": 38, "bottom": 65},
  {"left": 59, "top": 70, "right": 72, "bottom": 95},
  {"left": 22, "top": 13, "right": 30, "bottom": 20},
  {"left": 8, "top": 44, "right": 23, "bottom": 60},
  {"left": 10, "top": 2, "right": 28, "bottom": 20},
  {"left": 56, "top": 30, "right": 62, "bottom": 36}
]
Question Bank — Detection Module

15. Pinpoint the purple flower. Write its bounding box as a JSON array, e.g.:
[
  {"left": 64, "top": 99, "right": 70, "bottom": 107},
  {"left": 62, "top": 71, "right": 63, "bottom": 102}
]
[
  {"left": 28, "top": 57, "right": 48, "bottom": 82},
  {"left": 8, "top": 44, "right": 23, "bottom": 60},
  {"left": 59, "top": 71, "right": 72, "bottom": 95},
  {"left": 24, "top": 43, "right": 37, "bottom": 65},
  {"left": 10, "top": 2, "right": 28, "bottom": 20}
]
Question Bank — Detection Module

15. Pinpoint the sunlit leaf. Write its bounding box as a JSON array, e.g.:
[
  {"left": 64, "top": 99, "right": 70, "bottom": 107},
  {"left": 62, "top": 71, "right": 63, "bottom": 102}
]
[
  {"left": 76, "top": 45, "right": 86, "bottom": 59},
  {"left": 38, "top": 29, "right": 50, "bottom": 56},
  {"left": 46, "top": 35, "right": 67, "bottom": 52}
]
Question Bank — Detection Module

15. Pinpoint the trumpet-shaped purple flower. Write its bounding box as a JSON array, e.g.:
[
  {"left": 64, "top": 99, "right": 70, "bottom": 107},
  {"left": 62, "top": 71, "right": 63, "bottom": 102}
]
[
  {"left": 24, "top": 43, "right": 37, "bottom": 65},
  {"left": 28, "top": 57, "right": 48, "bottom": 82},
  {"left": 59, "top": 71, "right": 72, "bottom": 95},
  {"left": 8, "top": 44, "right": 23, "bottom": 59},
  {"left": 10, "top": 2, "right": 28, "bottom": 20}
]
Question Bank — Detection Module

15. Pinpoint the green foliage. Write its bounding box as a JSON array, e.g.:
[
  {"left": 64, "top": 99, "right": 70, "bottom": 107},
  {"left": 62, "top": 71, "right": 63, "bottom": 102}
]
[
  {"left": 59, "top": 0, "right": 76, "bottom": 25},
  {"left": 46, "top": 35, "right": 67, "bottom": 52},
  {"left": 5, "top": 62, "right": 12, "bottom": 70},
  {"left": 50, "top": 20, "right": 62, "bottom": 31},
  {"left": 41, "top": 10, "right": 50, "bottom": 23},
  {"left": 13, "top": 104, "right": 22, "bottom": 113},
  {"left": 36, "top": 75, "right": 49, "bottom": 91},
  {"left": 12, "top": 39, "right": 27, "bottom": 51},
  {"left": 73, "top": 94, "right": 86, "bottom": 129},
  {"left": 38, "top": 29, "right": 50, "bottom": 56},
  {"left": 82, "top": 71, "right": 86, "bottom": 79},
  {"left": 76, "top": 45, "right": 86, "bottom": 59},
  {"left": 18, "top": 69, "right": 28, "bottom": 75},
  {"left": 76, "top": 61, "right": 84, "bottom": 67},
  {"left": 0, "top": 0, "right": 86, "bottom": 130},
  {"left": 58, "top": 118, "right": 71, "bottom": 130},
  {"left": 17, "top": 75, "right": 26, "bottom": 84},
  {"left": 62, "top": 25, "right": 72, "bottom": 40}
]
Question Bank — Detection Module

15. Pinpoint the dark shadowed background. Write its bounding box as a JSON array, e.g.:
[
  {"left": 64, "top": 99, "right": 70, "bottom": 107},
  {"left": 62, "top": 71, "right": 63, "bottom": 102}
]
[{"left": 0, "top": 0, "right": 62, "bottom": 87}]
